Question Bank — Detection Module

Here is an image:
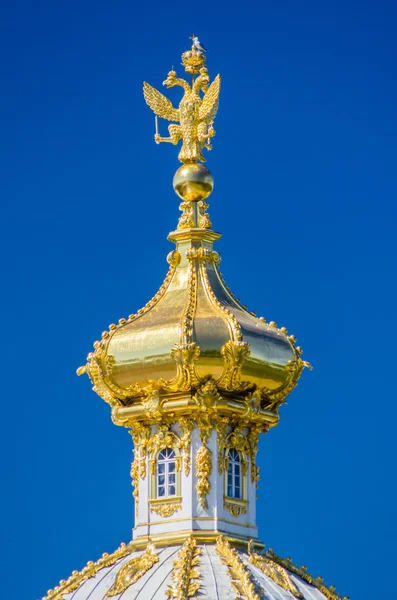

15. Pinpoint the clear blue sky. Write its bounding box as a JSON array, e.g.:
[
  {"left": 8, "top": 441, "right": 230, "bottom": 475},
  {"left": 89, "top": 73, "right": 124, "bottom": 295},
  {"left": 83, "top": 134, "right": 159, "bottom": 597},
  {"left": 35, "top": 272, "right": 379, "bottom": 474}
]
[{"left": 2, "top": 1, "right": 397, "bottom": 599}]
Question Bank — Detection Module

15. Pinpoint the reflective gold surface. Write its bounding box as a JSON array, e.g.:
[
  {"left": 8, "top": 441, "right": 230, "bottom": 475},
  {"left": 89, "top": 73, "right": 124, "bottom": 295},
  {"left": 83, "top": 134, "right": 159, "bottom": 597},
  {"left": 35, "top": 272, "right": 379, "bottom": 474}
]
[
  {"left": 173, "top": 163, "right": 214, "bottom": 202},
  {"left": 86, "top": 222, "right": 306, "bottom": 408}
]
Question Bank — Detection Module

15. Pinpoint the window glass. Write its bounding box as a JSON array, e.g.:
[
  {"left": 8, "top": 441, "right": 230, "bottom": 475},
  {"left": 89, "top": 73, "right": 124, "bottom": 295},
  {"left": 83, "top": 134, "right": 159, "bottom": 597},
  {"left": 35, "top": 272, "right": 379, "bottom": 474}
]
[
  {"left": 157, "top": 447, "right": 177, "bottom": 498},
  {"left": 227, "top": 449, "right": 242, "bottom": 499}
]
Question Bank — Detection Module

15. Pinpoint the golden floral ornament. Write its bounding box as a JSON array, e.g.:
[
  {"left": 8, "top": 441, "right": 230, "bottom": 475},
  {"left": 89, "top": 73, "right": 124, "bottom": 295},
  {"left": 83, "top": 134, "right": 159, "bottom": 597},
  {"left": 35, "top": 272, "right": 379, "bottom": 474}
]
[
  {"left": 150, "top": 502, "right": 182, "bottom": 517},
  {"left": 224, "top": 499, "right": 248, "bottom": 517},
  {"left": 166, "top": 535, "right": 201, "bottom": 599},
  {"left": 106, "top": 542, "right": 159, "bottom": 597},
  {"left": 193, "top": 377, "right": 221, "bottom": 412}
]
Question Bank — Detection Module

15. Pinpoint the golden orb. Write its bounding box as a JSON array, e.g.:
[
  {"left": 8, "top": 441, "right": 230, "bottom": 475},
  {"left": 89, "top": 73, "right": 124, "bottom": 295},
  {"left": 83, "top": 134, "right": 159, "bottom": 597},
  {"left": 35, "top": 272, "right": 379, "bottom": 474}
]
[{"left": 173, "top": 163, "right": 214, "bottom": 202}]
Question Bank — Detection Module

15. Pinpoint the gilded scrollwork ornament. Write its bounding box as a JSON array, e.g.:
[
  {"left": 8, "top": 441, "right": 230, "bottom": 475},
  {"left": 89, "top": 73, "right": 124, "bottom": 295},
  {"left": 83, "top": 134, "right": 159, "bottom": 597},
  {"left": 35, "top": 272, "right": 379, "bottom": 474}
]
[
  {"left": 193, "top": 377, "right": 221, "bottom": 412},
  {"left": 141, "top": 388, "right": 163, "bottom": 422},
  {"left": 224, "top": 499, "right": 248, "bottom": 517},
  {"left": 180, "top": 417, "right": 194, "bottom": 476},
  {"left": 161, "top": 343, "right": 200, "bottom": 392},
  {"left": 197, "top": 200, "right": 212, "bottom": 229},
  {"left": 148, "top": 425, "right": 182, "bottom": 475},
  {"left": 247, "top": 424, "right": 262, "bottom": 483},
  {"left": 217, "top": 340, "right": 251, "bottom": 391},
  {"left": 215, "top": 416, "right": 229, "bottom": 474},
  {"left": 178, "top": 201, "right": 195, "bottom": 229},
  {"left": 150, "top": 502, "right": 182, "bottom": 517},
  {"left": 106, "top": 542, "right": 159, "bottom": 597}
]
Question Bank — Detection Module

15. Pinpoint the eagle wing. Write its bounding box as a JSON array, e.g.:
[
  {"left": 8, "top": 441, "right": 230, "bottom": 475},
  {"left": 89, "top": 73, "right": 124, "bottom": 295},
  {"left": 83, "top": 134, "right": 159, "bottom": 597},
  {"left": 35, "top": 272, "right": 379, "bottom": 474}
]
[
  {"left": 143, "top": 82, "right": 179, "bottom": 122},
  {"left": 198, "top": 74, "right": 221, "bottom": 123}
]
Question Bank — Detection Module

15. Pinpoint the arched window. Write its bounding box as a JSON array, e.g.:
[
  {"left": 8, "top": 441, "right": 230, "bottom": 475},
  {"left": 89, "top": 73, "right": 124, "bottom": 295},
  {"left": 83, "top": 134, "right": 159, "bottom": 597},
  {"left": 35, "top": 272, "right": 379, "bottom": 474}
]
[
  {"left": 156, "top": 448, "right": 177, "bottom": 498},
  {"left": 227, "top": 448, "right": 241, "bottom": 499}
]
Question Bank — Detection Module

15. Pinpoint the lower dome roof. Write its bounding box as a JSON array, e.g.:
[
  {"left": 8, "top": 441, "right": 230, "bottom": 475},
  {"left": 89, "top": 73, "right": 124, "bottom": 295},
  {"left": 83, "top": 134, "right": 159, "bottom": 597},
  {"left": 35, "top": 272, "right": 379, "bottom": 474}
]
[{"left": 43, "top": 535, "right": 347, "bottom": 600}]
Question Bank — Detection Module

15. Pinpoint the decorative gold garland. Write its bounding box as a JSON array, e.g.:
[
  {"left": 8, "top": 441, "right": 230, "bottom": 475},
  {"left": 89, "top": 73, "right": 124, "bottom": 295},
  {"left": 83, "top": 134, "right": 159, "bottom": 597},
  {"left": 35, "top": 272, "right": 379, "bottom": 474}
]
[
  {"left": 42, "top": 541, "right": 135, "bottom": 600},
  {"left": 106, "top": 542, "right": 159, "bottom": 596},
  {"left": 215, "top": 536, "right": 261, "bottom": 600},
  {"left": 166, "top": 535, "right": 201, "bottom": 599},
  {"left": 195, "top": 444, "right": 212, "bottom": 509},
  {"left": 266, "top": 547, "right": 349, "bottom": 600}
]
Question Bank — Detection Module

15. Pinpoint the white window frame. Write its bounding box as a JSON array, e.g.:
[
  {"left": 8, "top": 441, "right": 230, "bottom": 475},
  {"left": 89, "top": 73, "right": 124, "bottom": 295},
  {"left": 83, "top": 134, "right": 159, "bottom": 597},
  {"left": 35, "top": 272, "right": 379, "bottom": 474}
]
[{"left": 156, "top": 447, "right": 177, "bottom": 498}]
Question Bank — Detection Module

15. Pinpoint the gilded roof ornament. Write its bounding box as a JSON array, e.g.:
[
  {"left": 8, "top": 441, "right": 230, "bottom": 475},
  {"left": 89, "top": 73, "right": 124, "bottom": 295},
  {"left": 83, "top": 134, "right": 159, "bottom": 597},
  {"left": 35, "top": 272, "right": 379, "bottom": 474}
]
[
  {"left": 78, "top": 35, "right": 310, "bottom": 442},
  {"left": 143, "top": 36, "right": 220, "bottom": 203}
]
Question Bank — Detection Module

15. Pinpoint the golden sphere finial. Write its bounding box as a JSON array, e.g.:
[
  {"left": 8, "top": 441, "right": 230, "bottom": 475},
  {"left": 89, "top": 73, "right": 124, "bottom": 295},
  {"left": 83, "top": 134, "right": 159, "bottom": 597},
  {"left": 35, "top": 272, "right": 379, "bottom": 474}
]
[{"left": 173, "top": 163, "right": 214, "bottom": 202}]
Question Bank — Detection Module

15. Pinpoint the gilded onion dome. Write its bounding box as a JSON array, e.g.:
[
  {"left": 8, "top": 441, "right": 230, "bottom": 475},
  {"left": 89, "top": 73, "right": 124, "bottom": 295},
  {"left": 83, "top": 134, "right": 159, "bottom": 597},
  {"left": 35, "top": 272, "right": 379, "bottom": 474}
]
[
  {"left": 78, "top": 202, "right": 308, "bottom": 418},
  {"left": 77, "top": 41, "right": 310, "bottom": 420}
]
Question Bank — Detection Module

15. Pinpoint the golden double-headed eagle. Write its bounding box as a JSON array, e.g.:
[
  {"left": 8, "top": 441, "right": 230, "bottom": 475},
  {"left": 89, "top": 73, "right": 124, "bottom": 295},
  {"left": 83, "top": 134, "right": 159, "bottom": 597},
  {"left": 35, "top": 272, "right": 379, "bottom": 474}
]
[{"left": 143, "top": 65, "right": 221, "bottom": 164}]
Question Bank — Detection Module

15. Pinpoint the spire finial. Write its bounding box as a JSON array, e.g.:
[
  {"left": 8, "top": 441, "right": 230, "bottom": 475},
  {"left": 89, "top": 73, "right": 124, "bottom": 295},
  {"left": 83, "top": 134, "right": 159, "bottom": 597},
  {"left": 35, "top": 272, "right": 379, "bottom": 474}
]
[{"left": 143, "top": 36, "right": 220, "bottom": 203}]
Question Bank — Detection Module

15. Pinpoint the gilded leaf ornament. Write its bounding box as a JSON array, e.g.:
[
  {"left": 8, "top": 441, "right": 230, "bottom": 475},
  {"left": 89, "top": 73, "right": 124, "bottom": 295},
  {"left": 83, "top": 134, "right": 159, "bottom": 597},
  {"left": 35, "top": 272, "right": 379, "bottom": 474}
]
[
  {"left": 166, "top": 535, "right": 201, "bottom": 600},
  {"left": 215, "top": 536, "right": 262, "bottom": 600},
  {"left": 195, "top": 444, "right": 212, "bottom": 509},
  {"left": 248, "top": 540, "right": 303, "bottom": 598},
  {"left": 106, "top": 542, "right": 159, "bottom": 597}
]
